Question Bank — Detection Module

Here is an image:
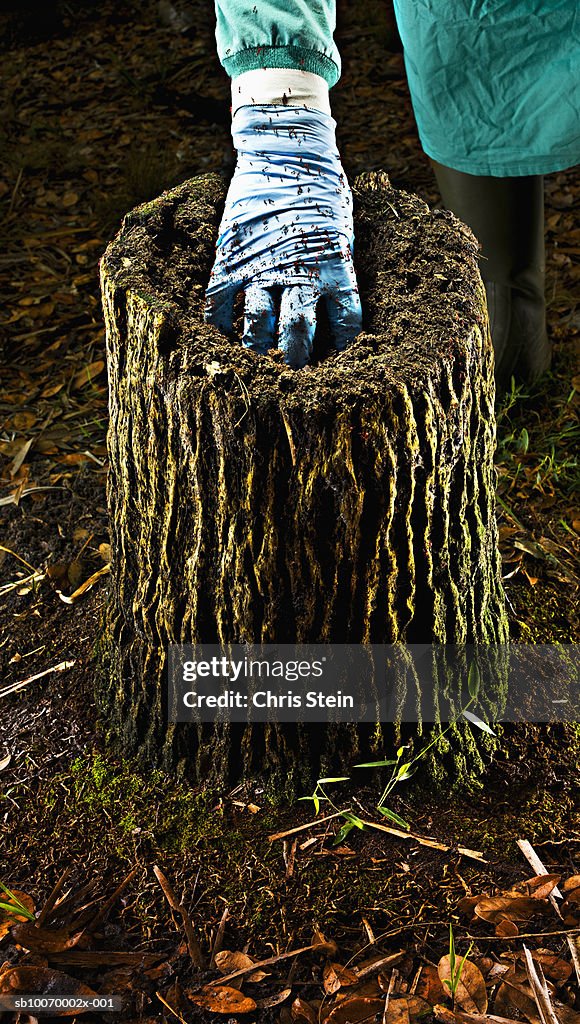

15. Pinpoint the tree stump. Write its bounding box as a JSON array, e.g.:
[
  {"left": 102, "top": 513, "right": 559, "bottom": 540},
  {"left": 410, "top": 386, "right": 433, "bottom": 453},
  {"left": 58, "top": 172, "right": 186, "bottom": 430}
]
[{"left": 98, "top": 170, "right": 508, "bottom": 788}]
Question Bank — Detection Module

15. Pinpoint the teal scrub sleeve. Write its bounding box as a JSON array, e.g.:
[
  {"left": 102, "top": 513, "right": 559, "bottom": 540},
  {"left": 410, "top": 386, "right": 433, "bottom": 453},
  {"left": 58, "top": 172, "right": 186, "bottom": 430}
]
[
  {"left": 214, "top": 0, "right": 341, "bottom": 86},
  {"left": 393, "top": 0, "right": 580, "bottom": 176}
]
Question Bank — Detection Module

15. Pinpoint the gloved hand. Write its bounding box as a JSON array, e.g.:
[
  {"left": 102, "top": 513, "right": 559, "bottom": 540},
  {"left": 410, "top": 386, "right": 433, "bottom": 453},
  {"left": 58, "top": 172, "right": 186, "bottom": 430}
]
[{"left": 204, "top": 104, "right": 362, "bottom": 368}]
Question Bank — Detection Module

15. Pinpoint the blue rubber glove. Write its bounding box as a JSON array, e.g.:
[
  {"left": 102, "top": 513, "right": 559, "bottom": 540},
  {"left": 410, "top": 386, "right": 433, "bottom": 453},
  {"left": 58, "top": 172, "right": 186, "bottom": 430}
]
[{"left": 204, "top": 104, "right": 362, "bottom": 368}]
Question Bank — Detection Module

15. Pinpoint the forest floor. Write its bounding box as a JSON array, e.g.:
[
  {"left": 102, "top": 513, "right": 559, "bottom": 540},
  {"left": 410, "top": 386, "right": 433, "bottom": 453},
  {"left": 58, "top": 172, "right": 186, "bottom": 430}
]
[{"left": 0, "top": 1, "right": 579, "bottom": 1021}]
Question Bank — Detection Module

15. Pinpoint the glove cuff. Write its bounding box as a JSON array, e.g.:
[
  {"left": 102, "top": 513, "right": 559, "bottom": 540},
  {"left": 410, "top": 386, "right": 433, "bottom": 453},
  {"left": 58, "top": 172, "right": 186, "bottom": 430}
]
[{"left": 231, "top": 68, "right": 331, "bottom": 116}]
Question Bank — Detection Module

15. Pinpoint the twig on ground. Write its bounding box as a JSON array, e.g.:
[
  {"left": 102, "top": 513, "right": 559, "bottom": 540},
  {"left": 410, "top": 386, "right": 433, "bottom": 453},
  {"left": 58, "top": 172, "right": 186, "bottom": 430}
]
[
  {"left": 153, "top": 865, "right": 205, "bottom": 970},
  {"left": 204, "top": 940, "right": 333, "bottom": 988},
  {"left": 566, "top": 934, "right": 580, "bottom": 988},
  {"left": 270, "top": 814, "right": 486, "bottom": 862},
  {"left": 517, "top": 839, "right": 563, "bottom": 901},
  {"left": 382, "top": 967, "right": 398, "bottom": 1024},
  {"left": 0, "top": 660, "right": 75, "bottom": 699},
  {"left": 516, "top": 836, "right": 580, "bottom": 979},
  {"left": 463, "top": 927, "right": 580, "bottom": 942},
  {"left": 156, "top": 991, "right": 188, "bottom": 1024},
  {"left": 209, "top": 905, "right": 229, "bottom": 968},
  {"left": 523, "top": 945, "right": 561, "bottom": 1024},
  {"left": 36, "top": 867, "right": 72, "bottom": 927},
  {"left": 268, "top": 812, "right": 346, "bottom": 841},
  {"left": 370, "top": 923, "right": 580, "bottom": 945},
  {"left": 355, "top": 951, "right": 405, "bottom": 980},
  {"left": 283, "top": 839, "right": 298, "bottom": 879},
  {"left": 87, "top": 867, "right": 139, "bottom": 932},
  {"left": 359, "top": 820, "right": 486, "bottom": 862}
]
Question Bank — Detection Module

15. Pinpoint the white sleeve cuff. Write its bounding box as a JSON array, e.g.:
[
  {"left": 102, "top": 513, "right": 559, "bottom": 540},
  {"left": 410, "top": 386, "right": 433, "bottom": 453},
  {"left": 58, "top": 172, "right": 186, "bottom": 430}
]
[{"left": 231, "top": 68, "right": 331, "bottom": 116}]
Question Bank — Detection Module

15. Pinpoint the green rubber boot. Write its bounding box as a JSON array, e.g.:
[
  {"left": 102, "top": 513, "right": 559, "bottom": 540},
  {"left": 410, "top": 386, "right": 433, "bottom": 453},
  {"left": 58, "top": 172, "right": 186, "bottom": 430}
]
[{"left": 431, "top": 162, "right": 551, "bottom": 391}]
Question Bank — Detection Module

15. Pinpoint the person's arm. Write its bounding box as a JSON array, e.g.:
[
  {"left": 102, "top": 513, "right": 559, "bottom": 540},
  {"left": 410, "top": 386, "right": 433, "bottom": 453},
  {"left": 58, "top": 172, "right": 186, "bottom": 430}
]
[
  {"left": 214, "top": 0, "right": 340, "bottom": 86},
  {"left": 205, "top": 1, "right": 362, "bottom": 368}
]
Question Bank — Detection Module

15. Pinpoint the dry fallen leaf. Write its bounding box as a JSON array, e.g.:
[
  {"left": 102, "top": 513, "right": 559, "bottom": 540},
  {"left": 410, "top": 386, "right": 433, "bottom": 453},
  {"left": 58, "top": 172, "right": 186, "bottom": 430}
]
[
  {"left": 213, "top": 950, "right": 268, "bottom": 987},
  {"left": 59, "top": 453, "right": 97, "bottom": 465},
  {"left": 214, "top": 950, "right": 254, "bottom": 975},
  {"left": 0, "top": 891, "right": 35, "bottom": 940},
  {"left": 495, "top": 918, "right": 520, "bottom": 938},
  {"left": 4, "top": 411, "right": 37, "bottom": 431},
  {"left": 11, "top": 921, "right": 86, "bottom": 953},
  {"left": 0, "top": 965, "right": 99, "bottom": 1016},
  {"left": 291, "top": 996, "right": 318, "bottom": 1023},
  {"left": 312, "top": 928, "right": 339, "bottom": 958},
  {"left": 564, "top": 881, "right": 580, "bottom": 902},
  {"left": 474, "top": 896, "right": 545, "bottom": 925},
  {"left": 343, "top": 979, "right": 383, "bottom": 1000},
  {"left": 474, "top": 958, "right": 494, "bottom": 979},
  {"left": 9, "top": 438, "right": 33, "bottom": 477},
  {"left": 552, "top": 1006, "right": 580, "bottom": 1024},
  {"left": 40, "top": 380, "right": 66, "bottom": 398},
  {"left": 246, "top": 969, "right": 269, "bottom": 983},
  {"left": 494, "top": 973, "right": 542, "bottom": 1024},
  {"left": 434, "top": 1006, "right": 525, "bottom": 1024},
  {"left": 255, "top": 987, "right": 293, "bottom": 1009},
  {"left": 187, "top": 984, "right": 256, "bottom": 1014},
  {"left": 323, "top": 962, "right": 360, "bottom": 995},
  {"left": 395, "top": 999, "right": 436, "bottom": 1024},
  {"left": 509, "top": 875, "right": 561, "bottom": 900},
  {"left": 518, "top": 952, "right": 572, "bottom": 986},
  {"left": 563, "top": 886, "right": 580, "bottom": 906},
  {"left": 457, "top": 895, "right": 480, "bottom": 917},
  {"left": 438, "top": 956, "right": 487, "bottom": 1014},
  {"left": 72, "top": 360, "right": 104, "bottom": 390},
  {"left": 414, "top": 964, "right": 448, "bottom": 1005},
  {"left": 323, "top": 995, "right": 385, "bottom": 1024},
  {"left": 386, "top": 996, "right": 433, "bottom": 1024}
]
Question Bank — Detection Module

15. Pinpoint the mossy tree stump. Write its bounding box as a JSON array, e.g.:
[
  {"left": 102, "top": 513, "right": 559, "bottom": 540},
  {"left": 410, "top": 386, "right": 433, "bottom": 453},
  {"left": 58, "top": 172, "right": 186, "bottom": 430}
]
[{"left": 98, "top": 171, "right": 508, "bottom": 789}]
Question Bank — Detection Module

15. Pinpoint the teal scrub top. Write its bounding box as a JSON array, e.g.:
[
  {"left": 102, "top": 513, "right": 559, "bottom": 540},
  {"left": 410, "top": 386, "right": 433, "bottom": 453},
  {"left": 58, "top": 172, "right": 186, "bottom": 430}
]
[
  {"left": 214, "top": 0, "right": 580, "bottom": 176},
  {"left": 393, "top": 0, "right": 580, "bottom": 176}
]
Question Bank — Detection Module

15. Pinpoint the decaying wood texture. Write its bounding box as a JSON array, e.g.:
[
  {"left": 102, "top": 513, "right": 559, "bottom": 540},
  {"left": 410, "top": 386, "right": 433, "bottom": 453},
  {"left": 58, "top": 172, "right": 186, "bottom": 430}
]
[{"left": 98, "top": 170, "right": 508, "bottom": 787}]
